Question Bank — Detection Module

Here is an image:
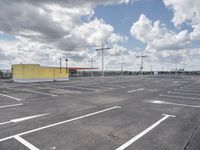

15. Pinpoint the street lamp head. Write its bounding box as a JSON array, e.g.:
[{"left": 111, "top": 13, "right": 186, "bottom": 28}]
[{"left": 65, "top": 59, "right": 68, "bottom": 62}]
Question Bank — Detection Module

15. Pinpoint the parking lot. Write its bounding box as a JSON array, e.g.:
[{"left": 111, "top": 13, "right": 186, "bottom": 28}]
[{"left": 0, "top": 76, "right": 200, "bottom": 150}]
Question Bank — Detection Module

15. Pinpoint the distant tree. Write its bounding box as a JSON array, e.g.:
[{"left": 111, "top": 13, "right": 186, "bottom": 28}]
[{"left": 0, "top": 70, "right": 3, "bottom": 78}]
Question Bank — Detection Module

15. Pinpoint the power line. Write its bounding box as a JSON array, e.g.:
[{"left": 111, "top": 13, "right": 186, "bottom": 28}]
[
  {"left": 88, "top": 58, "right": 95, "bottom": 68},
  {"left": 96, "top": 44, "right": 111, "bottom": 77},
  {"left": 88, "top": 58, "right": 95, "bottom": 77},
  {"left": 136, "top": 53, "right": 148, "bottom": 75}
]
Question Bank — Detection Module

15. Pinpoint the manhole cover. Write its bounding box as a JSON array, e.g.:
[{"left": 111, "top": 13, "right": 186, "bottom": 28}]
[{"left": 108, "top": 132, "right": 119, "bottom": 140}]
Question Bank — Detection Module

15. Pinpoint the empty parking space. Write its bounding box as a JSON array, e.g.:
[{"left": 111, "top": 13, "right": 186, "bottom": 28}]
[
  {"left": 0, "top": 76, "right": 200, "bottom": 150},
  {"left": 0, "top": 105, "right": 177, "bottom": 150}
]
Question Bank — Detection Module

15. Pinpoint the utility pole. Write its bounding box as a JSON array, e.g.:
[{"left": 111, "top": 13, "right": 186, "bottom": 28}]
[
  {"left": 88, "top": 58, "right": 95, "bottom": 68},
  {"left": 150, "top": 64, "right": 153, "bottom": 75},
  {"left": 175, "top": 59, "right": 178, "bottom": 71},
  {"left": 136, "top": 53, "right": 148, "bottom": 75},
  {"left": 88, "top": 58, "right": 95, "bottom": 77},
  {"left": 106, "top": 66, "right": 108, "bottom": 76},
  {"left": 96, "top": 44, "right": 111, "bottom": 77},
  {"left": 119, "top": 62, "right": 124, "bottom": 76},
  {"left": 181, "top": 63, "right": 187, "bottom": 75}
]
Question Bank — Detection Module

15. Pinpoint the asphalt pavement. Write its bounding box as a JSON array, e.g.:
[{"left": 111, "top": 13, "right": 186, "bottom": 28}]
[{"left": 0, "top": 76, "right": 200, "bottom": 150}]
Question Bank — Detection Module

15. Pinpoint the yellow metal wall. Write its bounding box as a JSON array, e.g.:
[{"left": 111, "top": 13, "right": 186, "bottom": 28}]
[
  {"left": 12, "top": 64, "right": 23, "bottom": 79},
  {"left": 12, "top": 64, "right": 69, "bottom": 82},
  {"left": 39, "top": 67, "right": 54, "bottom": 79},
  {"left": 54, "top": 68, "right": 68, "bottom": 79}
]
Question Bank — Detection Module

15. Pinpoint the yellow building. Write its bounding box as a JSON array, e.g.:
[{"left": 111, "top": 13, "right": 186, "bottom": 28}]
[{"left": 12, "top": 64, "right": 69, "bottom": 83}]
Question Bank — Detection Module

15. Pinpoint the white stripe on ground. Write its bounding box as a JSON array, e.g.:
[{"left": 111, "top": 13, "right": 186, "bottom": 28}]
[
  {"left": 14, "top": 136, "right": 39, "bottom": 150},
  {"left": 0, "top": 93, "right": 23, "bottom": 101},
  {"left": 24, "top": 89, "right": 57, "bottom": 97},
  {"left": 175, "top": 89, "right": 200, "bottom": 93},
  {"left": 12, "top": 113, "right": 50, "bottom": 123},
  {"left": 41, "top": 87, "right": 81, "bottom": 93},
  {"left": 180, "top": 87, "right": 200, "bottom": 91},
  {"left": 0, "top": 106, "right": 121, "bottom": 142},
  {"left": 160, "top": 94, "right": 200, "bottom": 100},
  {"left": 0, "top": 113, "right": 50, "bottom": 126},
  {"left": 145, "top": 100, "right": 200, "bottom": 108},
  {"left": 128, "top": 88, "right": 144, "bottom": 93},
  {"left": 168, "top": 91, "right": 200, "bottom": 96},
  {"left": 0, "top": 103, "right": 23, "bottom": 109},
  {"left": 51, "top": 85, "right": 95, "bottom": 90},
  {"left": 116, "top": 114, "right": 175, "bottom": 150}
]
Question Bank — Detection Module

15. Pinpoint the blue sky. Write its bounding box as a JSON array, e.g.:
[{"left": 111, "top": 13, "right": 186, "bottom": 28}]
[{"left": 94, "top": 0, "right": 174, "bottom": 50}]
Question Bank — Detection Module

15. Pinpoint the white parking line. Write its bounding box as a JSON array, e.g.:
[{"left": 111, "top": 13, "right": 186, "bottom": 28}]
[
  {"left": 0, "top": 113, "right": 50, "bottom": 126},
  {"left": 0, "top": 103, "right": 23, "bottom": 109},
  {"left": 175, "top": 89, "right": 200, "bottom": 93},
  {"left": 168, "top": 91, "right": 200, "bottom": 96},
  {"left": 0, "top": 106, "right": 121, "bottom": 142},
  {"left": 14, "top": 135, "right": 39, "bottom": 150},
  {"left": 145, "top": 100, "right": 200, "bottom": 108},
  {"left": 0, "top": 93, "right": 23, "bottom": 101},
  {"left": 128, "top": 88, "right": 144, "bottom": 93},
  {"left": 24, "top": 89, "right": 58, "bottom": 97},
  {"left": 52, "top": 84, "right": 95, "bottom": 90},
  {"left": 116, "top": 114, "right": 175, "bottom": 150},
  {"left": 42, "top": 87, "right": 82, "bottom": 93},
  {"left": 180, "top": 87, "right": 200, "bottom": 91},
  {"left": 160, "top": 94, "right": 200, "bottom": 100}
]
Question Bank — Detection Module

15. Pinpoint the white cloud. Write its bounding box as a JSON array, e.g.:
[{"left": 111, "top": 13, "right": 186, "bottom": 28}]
[
  {"left": 0, "top": 0, "right": 131, "bottom": 69},
  {"left": 130, "top": 13, "right": 200, "bottom": 71},
  {"left": 163, "top": 0, "right": 200, "bottom": 40},
  {"left": 130, "top": 14, "right": 191, "bottom": 51}
]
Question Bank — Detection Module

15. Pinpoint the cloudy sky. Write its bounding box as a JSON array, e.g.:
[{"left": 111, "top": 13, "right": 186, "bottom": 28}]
[{"left": 0, "top": 0, "right": 200, "bottom": 71}]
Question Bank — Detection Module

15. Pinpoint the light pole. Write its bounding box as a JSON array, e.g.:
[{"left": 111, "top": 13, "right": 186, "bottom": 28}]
[
  {"left": 96, "top": 44, "right": 111, "bottom": 77},
  {"left": 65, "top": 59, "right": 69, "bottom": 78},
  {"left": 88, "top": 58, "right": 95, "bottom": 77},
  {"left": 119, "top": 62, "right": 124, "bottom": 76},
  {"left": 181, "top": 63, "right": 187, "bottom": 75},
  {"left": 150, "top": 64, "right": 153, "bottom": 75},
  {"left": 136, "top": 53, "right": 148, "bottom": 75},
  {"left": 106, "top": 66, "right": 108, "bottom": 76}
]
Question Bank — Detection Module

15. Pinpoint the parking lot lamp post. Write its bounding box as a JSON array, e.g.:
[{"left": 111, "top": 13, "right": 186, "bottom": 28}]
[{"left": 65, "top": 59, "right": 69, "bottom": 78}]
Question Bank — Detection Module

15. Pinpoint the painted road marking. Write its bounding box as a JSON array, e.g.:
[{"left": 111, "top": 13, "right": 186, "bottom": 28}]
[
  {"left": 160, "top": 94, "right": 200, "bottom": 100},
  {"left": 168, "top": 91, "right": 200, "bottom": 96},
  {"left": 175, "top": 89, "right": 200, "bottom": 93},
  {"left": 0, "top": 103, "right": 23, "bottom": 109},
  {"left": 24, "top": 89, "right": 58, "bottom": 97},
  {"left": 145, "top": 100, "right": 200, "bottom": 108},
  {"left": 14, "top": 135, "right": 39, "bottom": 150},
  {"left": 0, "top": 106, "right": 121, "bottom": 142},
  {"left": 180, "top": 87, "right": 198, "bottom": 90},
  {"left": 52, "top": 85, "right": 96, "bottom": 91},
  {"left": 128, "top": 88, "right": 144, "bottom": 93},
  {"left": 0, "top": 93, "right": 23, "bottom": 101},
  {"left": 0, "top": 113, "right": 50, "bottom": 126},
  {"left": 116, "top": 114, "right": 175, "bottom": 150},
  {"left": 43, "top": 87, "right": 82, "bottom": 93}
]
